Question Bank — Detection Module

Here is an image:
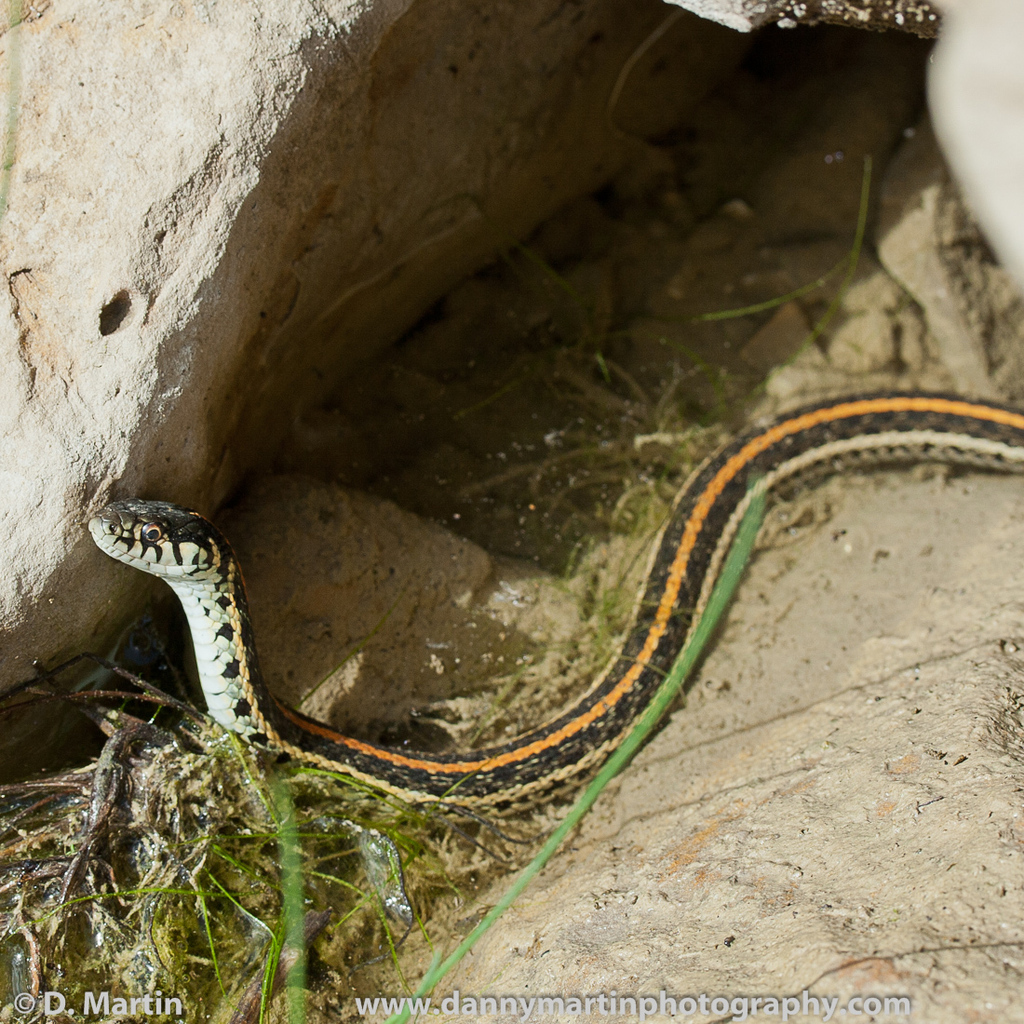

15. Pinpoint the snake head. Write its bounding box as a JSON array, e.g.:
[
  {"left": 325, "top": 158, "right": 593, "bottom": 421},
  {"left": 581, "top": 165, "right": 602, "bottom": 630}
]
[{"left": 89, "top": 499, "right": 229, "bottom": 581}]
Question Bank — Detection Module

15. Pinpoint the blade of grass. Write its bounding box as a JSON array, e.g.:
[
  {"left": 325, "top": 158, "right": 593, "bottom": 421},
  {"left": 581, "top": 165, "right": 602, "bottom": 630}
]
[
  {"left": 745, "top": 155, "right": 873, "bottom": 400},
  {"left": 452, "top": 377, "right": 522, "bottom": 421},
  {"left": 300, "top": 587, "right": 408, "bottom": 707},
  {"left": 210, "top": 844, "right": 281, "bottom": 891},
  {"left": 792, "top": 155, "right": 872, "bottom": 349},
  {"left": 205, "top": 868, "right": 275, "bottom": 929},
  {"left": 258, "top": 928, "right": 285, "bottom": 1024},
  {"left": 383, "top": 482, "right": 767, "bottom": 1024},
  {"left": 656, "top": 336, "right": 730, "bottom": 422},
  {"left": 688, "top": 256, "right": 848, "bottom": 322},
  {"left": 273, "top": 778, "right": 307, "bottom": 1024},
  {"left": 226, "top": 733, "right": 276, "bottom": 821},
  {"left": 685, "top": 155, "right": 872, "bottom": 344},
  {"left": 606, "top": 8, "right": 685, "bottom": 131},
  {"left": 504, "top": 238, "right": 590, "bottom": 313},
  {"left": 197, "top": 885, "right": 228, "bottom": 998}
]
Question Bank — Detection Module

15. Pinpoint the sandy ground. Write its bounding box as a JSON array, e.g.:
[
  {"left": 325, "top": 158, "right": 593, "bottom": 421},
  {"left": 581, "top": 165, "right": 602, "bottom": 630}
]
[{"left": 422, "top": 469, "right": 1024, "bottom": 1023}]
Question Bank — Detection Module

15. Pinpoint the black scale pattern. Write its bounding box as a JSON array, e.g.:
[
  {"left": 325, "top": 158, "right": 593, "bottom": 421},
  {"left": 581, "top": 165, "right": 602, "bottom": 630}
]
[{"left": 240, "top": 393, "right": 1024, "bottom": 802}]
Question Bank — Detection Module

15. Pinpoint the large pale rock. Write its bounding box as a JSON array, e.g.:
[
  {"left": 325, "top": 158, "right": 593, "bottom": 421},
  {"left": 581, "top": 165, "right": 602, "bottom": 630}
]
[
  {"left": 759, "top": 113, "right": 1024, "bottom": 416},
  {"left": 435, "top": 471, "right": 1024, "bottom": 1022},
  {"left": 930, "top": 0, "right": 1024, "bottom": 293},
  {"left": 0, "top": 0, "right": 747, "bottom": 694}
]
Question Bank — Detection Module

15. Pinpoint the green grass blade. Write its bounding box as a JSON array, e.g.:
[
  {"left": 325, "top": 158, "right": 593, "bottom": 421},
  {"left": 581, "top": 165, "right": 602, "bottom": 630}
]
[
  {"left": 798, "top": 155, "right": 872, "bottom": 347},
  {"left": 690, "top": 155, "right": 871, "bottom": 329},
  {"left": 383, "top": 483, "right": 766, "bottom": 1024},
  {"left": 690, "top": 258, "right": 848, "bottom": 322},
  {"left": 274, "top": 779, "right": 307, "bottom": 1024},
  {"left": 197, "top": 885, "right": 228, "bottom": 998}
]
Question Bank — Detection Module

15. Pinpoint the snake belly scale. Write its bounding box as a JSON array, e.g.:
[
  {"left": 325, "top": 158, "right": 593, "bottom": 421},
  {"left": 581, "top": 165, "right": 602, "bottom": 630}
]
[{"left": 89, "top": 392, "right": 1024, "bottom": 807}]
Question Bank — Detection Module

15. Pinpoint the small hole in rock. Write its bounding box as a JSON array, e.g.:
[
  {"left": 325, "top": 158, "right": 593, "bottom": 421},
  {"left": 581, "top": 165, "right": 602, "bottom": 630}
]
[{"left": 99, "top": 290, "right": 132, "bottom": 335}]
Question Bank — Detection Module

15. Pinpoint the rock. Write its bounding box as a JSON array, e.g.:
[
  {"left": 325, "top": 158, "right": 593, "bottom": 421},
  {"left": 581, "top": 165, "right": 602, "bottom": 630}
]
[
  {"left": 739, "top": 300, "right": 810, "bottom": 372},
  {"left": 878, "top": 119, "right": 1024, "bottom": 401},
  {"left": 826, "top": 272, "right": 901, "bottom": 374},
  {"left": 438, "top": 471, "right": 1024, "bottom": 1022},
  {"left": 762, "top": 338, "right": 857, "bottom": 408},
  {"left": 930, "top": 0, "right": 1024, "bottom": 292},
  {"left": 216, "top": 476, "right": 595, "bottom": 747},
  {"left": 758, "top": 111, "right": 1024, "bottom": 415},
  {"left": 827, "top": 306, "right": 896, "bottom": 375},
  {"left": 215, "top": 474, "right": 667, "bottom": 759},
  {"left": 0, "top": 0, "right": 748, "bottom": 695},
  {"left": 663, "top": 0, "right": 941, "bottom": 35},
  {"left": 876, "top": 122, "right": 990, "bottom": 396}
]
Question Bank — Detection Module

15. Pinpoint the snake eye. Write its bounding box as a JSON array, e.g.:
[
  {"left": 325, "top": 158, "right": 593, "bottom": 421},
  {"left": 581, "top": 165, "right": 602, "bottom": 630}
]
[{"left": 140, "top": 522, "right": 164, "bottom": 544}]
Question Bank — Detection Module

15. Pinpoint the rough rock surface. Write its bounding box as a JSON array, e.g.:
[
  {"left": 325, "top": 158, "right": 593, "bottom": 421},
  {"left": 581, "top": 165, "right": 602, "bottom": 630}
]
[
  {"left": 763, "top": 118, "right": 1024, "bottom": 416},
  {"left": 0, "top": 0, "right": 747, "bottom": 694},
  {"left": 665, "top": 0, "right": 941, "bottom": 35},
  {"left": 876, "top": 122, "right": 996, "bottom": 397}
]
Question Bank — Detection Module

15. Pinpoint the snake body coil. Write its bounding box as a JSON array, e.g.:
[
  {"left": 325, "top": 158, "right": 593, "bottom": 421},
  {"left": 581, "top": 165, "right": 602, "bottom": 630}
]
[{"left": 89, "top": 392, "right": 1024, "bottom": 806}]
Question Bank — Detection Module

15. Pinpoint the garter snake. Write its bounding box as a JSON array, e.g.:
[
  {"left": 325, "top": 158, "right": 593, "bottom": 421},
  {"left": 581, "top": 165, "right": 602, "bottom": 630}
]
[{"left": 89, "top": 392, "right": 1024, "bottom": 807}]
